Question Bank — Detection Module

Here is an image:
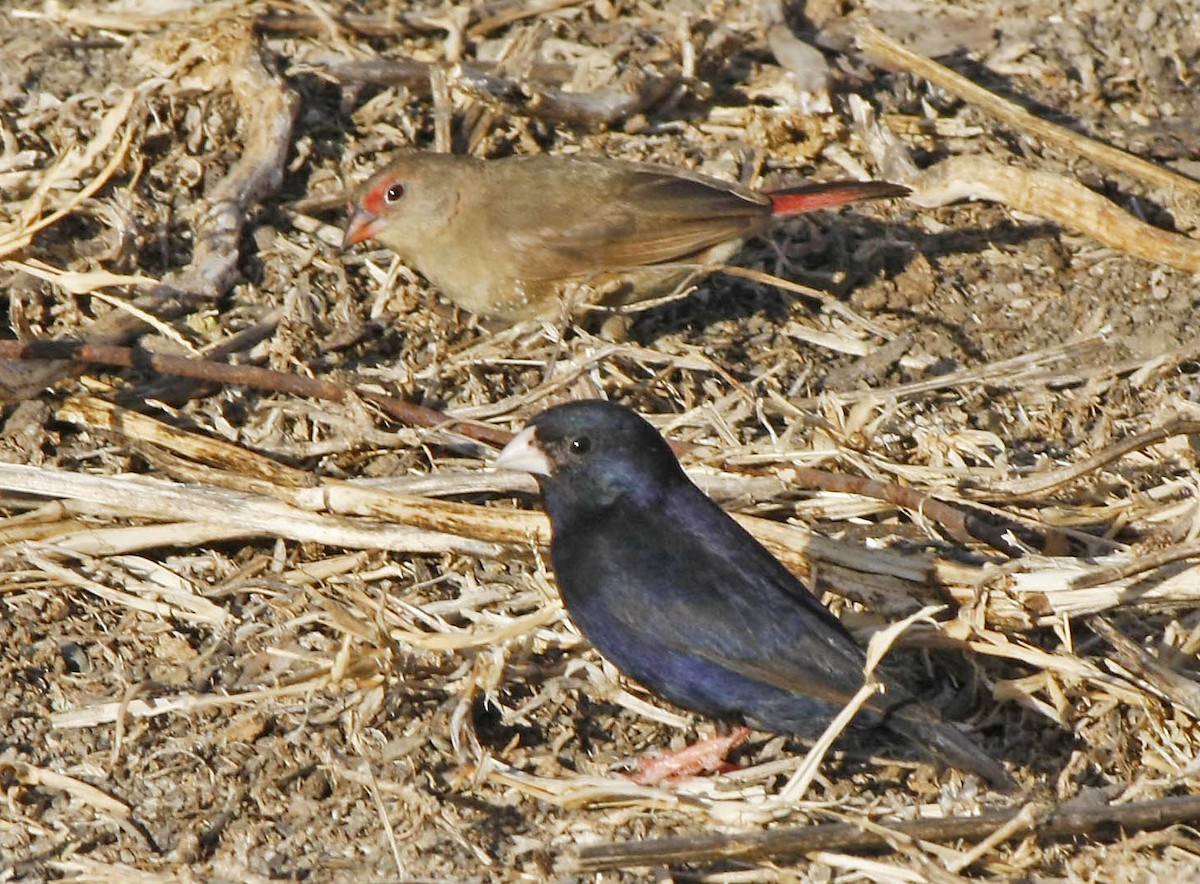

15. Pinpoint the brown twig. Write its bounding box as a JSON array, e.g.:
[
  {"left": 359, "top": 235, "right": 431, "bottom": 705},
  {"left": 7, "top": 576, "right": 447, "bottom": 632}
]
[
  {"left": 315, "top": 57, "right": 442, "bottom": 93},
  {"left": 856, "top": 23, "right": 1200, "bottom": 200},
  {"left": 0, "top": 340, "right": 514, "bottom": 448},
  {"left": 455, "top": 65, "right": 676, "bottom": 130},
  {"left": 1070, "top": 541, "right": 1200, "bottom": 590},
  {"left": 256, "top": 11, "right": 430, "bottom": 38},
  {"left": 1089, "top": 617, "right": 1200, "bottom": 719},
  {"left": 318, "top": 56, "right": 674, "bottom": 131},
  {"left": 0, "top": 23, "right": 299, "bottom": 400},
  {"left": 3, "top": 334, "right": 1036, "bottom": 555},
  {"left": 988, "top": 418, "right": 1200, "bottom": 499},
  {"left": 569, "top": 793, "right": 1200, "bottom": 871},
  {"left": 125, "top": 308, "right": 283, "bottom": 406},
  {"left": 787, "top": 466, "right": 1027, "bottom": 557},
  {"left": 466, "top": 0, "right": 591, "bottom": 38}
]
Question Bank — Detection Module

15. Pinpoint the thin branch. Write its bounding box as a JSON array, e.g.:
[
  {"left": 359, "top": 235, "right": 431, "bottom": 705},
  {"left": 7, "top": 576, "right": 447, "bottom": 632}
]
[
  {"left": 856, "top": 23, "right": 1200, "bottom": 199},
  {"left": 1089, "top": 617, "right": 1200, "bottom": 719},
  {"left": 787, "top": 465, "right": 1027, "bottom": 557},
  {"left": 987, "top": 418, "right": 1200, "bottom": 499},
  {"left": 569, "top": 793, "right": 1200, "bottom": 871},
  {"left": 316, "top": 55, "right": 675, "bottom": 131},
  {"left": 1071, "top": 540, "right": 1200, "bottom": 590},
  {"left": 0, "top": 23, "right": 299, "bottom": 399},
  {"left": 7, "top": 338, "right": 1035, "bottom": 556},
  {"left": 908, "top": 155, "right": 1200, "bottom": 273},
  {"left": 0, "top": 340, "right": 514, "bottom": 448}
]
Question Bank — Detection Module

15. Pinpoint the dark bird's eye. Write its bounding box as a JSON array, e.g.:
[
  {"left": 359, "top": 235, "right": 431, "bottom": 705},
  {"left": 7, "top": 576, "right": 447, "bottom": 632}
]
[
  {"left": 569, "top": 436, "right": 591, "bottom": 455},
  {"left": 385, "top": 182, "right": 405, "bottom": 203}
]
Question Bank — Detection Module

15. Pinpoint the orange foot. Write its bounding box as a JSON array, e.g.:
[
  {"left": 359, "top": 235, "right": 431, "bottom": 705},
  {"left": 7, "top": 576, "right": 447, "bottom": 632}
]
[{"left": 626, "top": 727, "right": 752, "bottom": 786}]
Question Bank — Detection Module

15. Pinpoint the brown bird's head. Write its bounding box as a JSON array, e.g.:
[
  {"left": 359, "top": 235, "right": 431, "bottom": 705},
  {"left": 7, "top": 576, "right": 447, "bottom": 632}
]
[{"left": 342, "top": 152, "right": 474, "bottom": 252}]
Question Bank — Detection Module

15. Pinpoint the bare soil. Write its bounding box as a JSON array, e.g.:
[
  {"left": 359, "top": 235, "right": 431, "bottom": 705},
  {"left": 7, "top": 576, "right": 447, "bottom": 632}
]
[{"left": 3, "top": 0, "right": 1200, "bottom": 880}]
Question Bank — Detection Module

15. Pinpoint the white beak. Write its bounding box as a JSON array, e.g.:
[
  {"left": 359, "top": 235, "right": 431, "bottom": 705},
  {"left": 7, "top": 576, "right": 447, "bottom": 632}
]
[{"left": 494, "top": 425, "right": 553, "bottom": 476}]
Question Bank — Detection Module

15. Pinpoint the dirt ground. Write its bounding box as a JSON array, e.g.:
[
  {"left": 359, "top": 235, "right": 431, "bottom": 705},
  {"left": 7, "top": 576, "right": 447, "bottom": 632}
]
[{"left": 4, "top": 0, "right": 1200, "bottom": 880}]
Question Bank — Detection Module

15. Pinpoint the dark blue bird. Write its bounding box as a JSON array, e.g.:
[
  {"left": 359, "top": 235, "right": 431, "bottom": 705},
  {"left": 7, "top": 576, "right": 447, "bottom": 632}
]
[{"left": 495, "top": 399, "right": 1015, "bottom": 791}]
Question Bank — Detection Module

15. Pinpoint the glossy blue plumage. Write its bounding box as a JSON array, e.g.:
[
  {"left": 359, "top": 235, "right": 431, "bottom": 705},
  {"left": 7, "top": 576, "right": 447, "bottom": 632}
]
[{"left": 516, "top": 399, "right": 1014, "bottom": 791}]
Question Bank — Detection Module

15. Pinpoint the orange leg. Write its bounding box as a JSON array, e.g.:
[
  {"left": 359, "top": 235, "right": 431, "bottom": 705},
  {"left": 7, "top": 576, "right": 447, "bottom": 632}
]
[{"left": 626, "top": 727, "right": 752, "bottom": 786}]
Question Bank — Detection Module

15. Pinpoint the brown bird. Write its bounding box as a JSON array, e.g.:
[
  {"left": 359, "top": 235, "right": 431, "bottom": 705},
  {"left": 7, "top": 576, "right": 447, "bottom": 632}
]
[{"left": 343, "top": 152, "right": 908, "bottom": 324}]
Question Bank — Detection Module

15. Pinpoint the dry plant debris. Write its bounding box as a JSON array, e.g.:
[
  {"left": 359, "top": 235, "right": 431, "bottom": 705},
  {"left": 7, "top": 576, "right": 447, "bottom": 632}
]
[{"left": 3, "top": 0, "right": 1200, "bottom": 879}]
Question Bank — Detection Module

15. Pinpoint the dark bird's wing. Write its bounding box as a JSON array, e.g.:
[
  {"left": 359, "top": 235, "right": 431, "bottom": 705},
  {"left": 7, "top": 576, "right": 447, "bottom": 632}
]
[
  {"left": 554, "top": 479, "right": 1015, "bottom": 790},
  {"left": 554, "top": 479, "right": 873, "bottom": 721}
]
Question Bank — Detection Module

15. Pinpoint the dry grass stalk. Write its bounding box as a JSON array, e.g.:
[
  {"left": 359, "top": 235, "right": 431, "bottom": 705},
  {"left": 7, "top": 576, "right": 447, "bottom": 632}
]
[
  {"left": 910, "top": 156, "right": 1200, "bottom": 273},
  {"left": 570, "top": 793, "right": 1200, "bottom": 871},
  {"left": 851, "top": 33, "right": 1200, "bottom": 273},
  {"left": 4, "top": 1, "right": 1200, "bottom": 879},
  {"left": 0, "top": 462, "right": 500, "bottom": 556},
  {"left": 855, "top": 23, "right": 1200, "bottom": 200},
  {"left": 0, "top": 760, "right": 132, "bottom": 818}
]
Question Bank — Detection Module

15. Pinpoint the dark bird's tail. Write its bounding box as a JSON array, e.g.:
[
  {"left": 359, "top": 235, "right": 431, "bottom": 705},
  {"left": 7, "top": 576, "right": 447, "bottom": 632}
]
[
  {"left": 886, "top": 702, "right": 1018, "bottom": 793},
  {"left": 767, "top": 180, "right": 910, "bottom": 217}
]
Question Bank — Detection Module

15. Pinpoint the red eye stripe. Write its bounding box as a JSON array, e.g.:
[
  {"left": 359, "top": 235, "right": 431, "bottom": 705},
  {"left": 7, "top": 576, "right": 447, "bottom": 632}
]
[{"left": 362, "top": 177, "right": 397, "bottom": 214}]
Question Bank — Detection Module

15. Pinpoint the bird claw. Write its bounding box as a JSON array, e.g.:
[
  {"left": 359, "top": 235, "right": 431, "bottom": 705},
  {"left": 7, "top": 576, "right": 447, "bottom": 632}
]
[{"left": 623, "top": 727, "right": 752, "bottom": 786}]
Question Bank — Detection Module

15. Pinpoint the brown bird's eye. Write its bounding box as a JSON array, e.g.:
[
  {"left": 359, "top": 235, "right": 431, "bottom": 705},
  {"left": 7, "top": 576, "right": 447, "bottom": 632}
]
[
  {"left": 385, "top": 182, "right": 405, "bottom": 203},
  {"left": 569, "top": 436, "right": 591, "bottom": 455}
]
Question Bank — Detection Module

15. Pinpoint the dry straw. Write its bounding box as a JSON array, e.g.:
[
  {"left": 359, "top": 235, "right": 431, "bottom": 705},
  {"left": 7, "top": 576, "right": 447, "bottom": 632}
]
[{"left": 3, "top": 0, "right": 1200, "bottom": 879}]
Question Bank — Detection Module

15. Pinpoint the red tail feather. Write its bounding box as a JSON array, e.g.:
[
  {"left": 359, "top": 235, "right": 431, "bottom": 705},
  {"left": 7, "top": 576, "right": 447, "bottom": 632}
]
[{"left": 769, "top": 180, "right": 909, "bottom": 217}]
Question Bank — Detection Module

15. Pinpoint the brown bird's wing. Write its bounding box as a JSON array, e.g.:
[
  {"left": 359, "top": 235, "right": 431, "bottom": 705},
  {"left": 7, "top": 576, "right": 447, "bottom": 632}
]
[{"left": 494, "top": 158, "right": 772, "bottom": 280}]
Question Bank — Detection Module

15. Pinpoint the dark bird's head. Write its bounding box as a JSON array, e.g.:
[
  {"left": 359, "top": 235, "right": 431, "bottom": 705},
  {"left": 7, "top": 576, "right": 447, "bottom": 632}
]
[{"left": 494, "top": 400, "right": 686, "bottom": 521}]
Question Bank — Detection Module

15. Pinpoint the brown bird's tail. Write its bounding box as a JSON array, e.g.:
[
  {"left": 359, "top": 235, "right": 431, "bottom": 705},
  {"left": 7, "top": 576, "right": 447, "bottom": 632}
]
[
  {"left": 885, "top": 702, "right": 1018, "bottom": 793},
  {"left": 768, "top": 180, "right": 910, "bottom": 216}
]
